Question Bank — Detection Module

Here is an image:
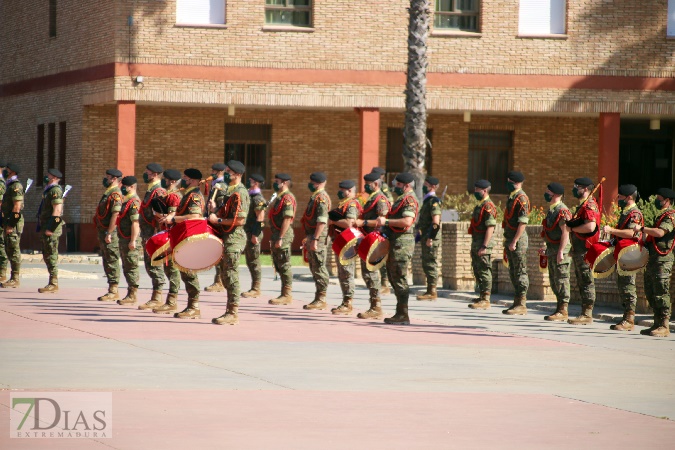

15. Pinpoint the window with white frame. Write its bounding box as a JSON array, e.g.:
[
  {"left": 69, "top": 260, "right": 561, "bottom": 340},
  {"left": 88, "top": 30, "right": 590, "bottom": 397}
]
[
  {"left": 176, "top": 0, "right": 225, "bottom": 25},
  {"left": 518, "top": 0, "right": 566, "bottom": 36},
  {"left": 265, "top": 0, "right": 312, "bottom": 27},
  {"left": 668, "top": 0, "right": 675, "bottom": 36},
  {"left": 434, "top": 0, "right": 479, "bottom": 32}
]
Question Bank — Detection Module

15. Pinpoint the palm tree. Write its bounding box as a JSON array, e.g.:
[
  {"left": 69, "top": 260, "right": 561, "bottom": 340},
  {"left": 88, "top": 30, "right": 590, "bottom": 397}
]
[{"left": 403, "top": 0, "right": 430, "bottom": 199}]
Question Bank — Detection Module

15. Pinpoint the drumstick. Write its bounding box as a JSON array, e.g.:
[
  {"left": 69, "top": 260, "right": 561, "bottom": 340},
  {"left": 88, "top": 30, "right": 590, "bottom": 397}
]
[{"left": 208, "top": 186, "right": 221, "bottom": 213}]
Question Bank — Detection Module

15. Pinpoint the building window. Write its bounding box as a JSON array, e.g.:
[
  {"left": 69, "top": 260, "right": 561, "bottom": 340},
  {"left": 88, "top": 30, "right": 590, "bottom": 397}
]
[
  {"left": 265, "top": 0, "right": 312, "bottom": 27},
  {"left": 386, "top": 128, "right": 433, "bottom": 184},
  {"left": 37, "top": 125, "right": 45, "bottom": 186},
  {"left": 434, "top": 0, "right": 479, "bottom": 32},
  {"left": 668, "top": 0, "right": 675, "bottom": 36},
  {"left": 176, "top": 0, "right": 226, "bottom": 25},
  {"left": 47, "top": 122, "right": 56, "bottom": 172},
  {"left": 59, "top": 122, "right": 67, "bottom": 185},
  {"left": 518, "top": 0, "right": 566, "bottom": 35},
  {"left": 49, "top": 0, "right": 57, "bottom": 37},
  {"left": 224, "top": 124, "right": 271, "bottom": 183},
  {"left": 468, "top": 130, "right": 512, "bottom": 194}
]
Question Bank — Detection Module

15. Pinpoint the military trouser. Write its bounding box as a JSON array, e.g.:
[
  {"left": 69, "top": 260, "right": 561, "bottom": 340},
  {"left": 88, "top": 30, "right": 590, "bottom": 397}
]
[
  {"left": 380, "top": 265, "right": 389, "bottom": 287},
  {"left": 644, "top": 255, "right": 673, "bottom": 313},
  {"left": 617, "top": 273, "right": 637, "bottom": 313},
  {"left": 244, "top": 232, "right": 262, "bottom": 285},
  {"left": 470, "top": 239, "right": 492, "bottom": 293},
  {"left": 271, "top": 244, "right": 293, "bottom": 288},
  {"left": 4, "top": 220, "right": 23, "bottom": 275},
  {"left": 421, "top": 237, "right": 441, "bottom": 286},
  {"left": 41, "top": 225, "right": 62, "bottom": 279},
  {"left": 141, "top": 235, "right": 166, "bottom": 291},
  {"left": 171, "top": 257, "right": 200, "bottom": 299},
  {"left": 336, "top": 251, "right": 355, "bottom": 300},
  {"left": 163, "top": 256, "right": 181, "bottom": 294},
  {"left": 504, "top": 232, "right": 529, "bottom": 297},
  {"left": 361, "top": 259, "right": 381, "bottom": 300},
  {"left": 220, "top": 247, "right": 244, "bottom": 307},
  {"left": 97, "top": 229, "right": 120, "bottom": 285},
  {"left": 546, "top": 244, "right": 570, "bottom": 304},
  {"left": 571, "top": 248, "right": 595, "bottom": 306},
  {"left": 119, "top": 236, "right": 141, "bottom": 289},
  {"left": 307, "top": 239, "right": 329, "bottom": 294},
  {"left": 386, "top": 236, "right": 414, "bottom": 307},
  {"left": 0, "top": 227, "right": 7, "bottom": 271}
]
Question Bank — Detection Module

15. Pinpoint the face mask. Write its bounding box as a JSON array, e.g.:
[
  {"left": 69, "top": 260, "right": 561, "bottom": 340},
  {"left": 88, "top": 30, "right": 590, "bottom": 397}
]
[
  {"left": 572, "top": 187, "right": 581, "bottom": 199},
  {"left": 142, "top": 173, "right": 150, "bottom": 184},
  {"left": 223, "top": 173, "right": 231, "bottom": 184},
  {"left": 337, "top": 191, "right": 346, "bottom": 200},
  {"left": 422, "top": 186, "right": 429, "bottom": 195},
  {"left": 273, "top": 182, "right": 281, "bottom": 192},
  {"left": 102, "top": 178, "right": 112, "bottom": 188},
  {"left": 618, "top": 199, "right": 627, "bottom": 209},
  {"left": 474, "top": 191, "right": 484, "bottom": 201},
  {"left": 181, "top": 179, "right": 188, "bottom": 189},
  {"left": 364, "top": 184, "right": 374, "bottom": 194},
  {"left": 211, "top": 172, "right": 219, "bottom": 179},
  {"left": 544, "top": 193, "right": 553, "bottom": 203},
  {"left": 507, "top": 181, "right": 516, "bottom": 192},
  {"left": 245, "top": 180, "right": 251, "bottom": 189},
  {"left": 121, "top": 186, "right": 128, "bottom": 196},
  {"left": 655, "top": 199, "right": 664, "bottom": 210},
  {"left": 308, "top": 183, "right": 317, "bottom": 193},
  {"left": 44, "top": 176, "right": 50, "bottom": 185},
  {"left": 394, "top": 186, "right": 404, "bottom": 196},
  {"left": 161, "top": 179, "right": 168, "bottom": 189}
]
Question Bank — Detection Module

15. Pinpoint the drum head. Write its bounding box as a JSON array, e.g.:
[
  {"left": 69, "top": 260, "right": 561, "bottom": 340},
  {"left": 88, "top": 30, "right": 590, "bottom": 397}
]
[
  {"left": 365, "top": 239, "right": 390, "bottom": 271},
  {"left": 338, "top": 236, "right": 364, "bottom": 265},
  {"left": 617, "top": 244, "right": 649, "bottom": 275},
  {"left": 172, "top": 234, "right": 223, "bottom": 273},
  {"left": 593, "top": 254, "right": 616, "bottom": 276}
]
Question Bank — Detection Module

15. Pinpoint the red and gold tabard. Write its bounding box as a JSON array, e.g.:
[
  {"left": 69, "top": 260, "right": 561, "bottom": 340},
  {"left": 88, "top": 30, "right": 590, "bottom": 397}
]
[{"left": 571, "top": 196, "right": 601, "bottom": 250}]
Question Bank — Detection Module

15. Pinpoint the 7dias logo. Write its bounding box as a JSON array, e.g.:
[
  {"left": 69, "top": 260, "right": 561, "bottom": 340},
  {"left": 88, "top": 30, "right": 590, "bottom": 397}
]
[{"left": 10, "top": 392, "right": 112, "bottom": 439}]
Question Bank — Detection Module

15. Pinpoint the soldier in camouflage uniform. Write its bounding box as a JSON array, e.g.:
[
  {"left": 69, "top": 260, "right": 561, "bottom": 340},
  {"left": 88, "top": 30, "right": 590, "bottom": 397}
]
[
  {"left": 116, "top": 176, "right": 142, "bottom": 306},
  {"left": 37, "top": 168, "right": 65, "bottom": 293},
  {"left": 639, "top": 188, "right": 675, "bottom": 338},
  {"left": 541, "top": 182, "right": 573, "bottom": 321},
  {"left": 241, "top": 173, "right": 266, "bottom": 298},
  {"left": 0, "top": 163, "right": 24, "bottom": 288},
  {"left": 95, "top": 168, "right": 123, "bottom": 301},
  {"left": 268, "top": 173, "right": 296, "bottom": 305},
  {"left": 354, "top": 172, "right": 390, "bottom": 319},
  {"left": 208, "top": 160, "right": 250, "bottom": 325},
  {"left": 467, "top": 179, "right": 497, "bottom": 310},
  {"left": 302, "top": 172, "right": 332, "bottom": 310},
  {"left": 372, "top": 172, "right": 419, "bottom": 325},
  {"left": 416, "top": 176, "right": 442, "bottom": 301},
  {"left": 566, "top": 177, "right": 600, "bottom": 325},
  {"left": 502, "top": 171, "right": 530, "bottom": 315},
  {"left": 372, "top": 167, "right": 393, "bottom": 295},
  {"left": 0, "top": 161, "right": 8, "bottom": 283},
  {"left": 205, "top": 162, "right": 228, "bottom": 293},
  {"left": 138, "top": 163, "right": 167, "bottom": 310},
  {"left": 328, "top": 179, "right": 361, "bottom": 315},
  {"left": 602, "top": 184, "right": 644, "bottom": 331}
]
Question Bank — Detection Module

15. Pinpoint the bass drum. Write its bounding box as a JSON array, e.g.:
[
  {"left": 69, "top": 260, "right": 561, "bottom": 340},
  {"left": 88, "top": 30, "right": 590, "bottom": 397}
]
[
  {"left": 357, "top": 231, "right": 390, "bottom": 271},
  {"left": 168, "top": 219, "right": 223, "bottom": 273},
  {"left": 584, "top": 241, "right": 616, "bottom": 279},
  {"left": 145, "top": 230, "right": 171, "bottom": 267},
  {"left": 614, "top": 238, "right": 648, "bottom": 276},
  {"left": 332, "top": 227, "right": 364, "bottom": 266}
]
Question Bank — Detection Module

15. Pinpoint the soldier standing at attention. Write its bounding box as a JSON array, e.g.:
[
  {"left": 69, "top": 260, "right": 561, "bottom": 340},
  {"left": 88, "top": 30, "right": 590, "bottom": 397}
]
[
  {"left": 371, "top": 167, "right": 393, "bottom": 295},
  {"left": 302, "top": 172, "right": 331, "bottom": 310},
  {"left": 268, "top": 173, "right": 296, "bottom": 306},
  {"left": 602, "top": 184, "right": 644, "bottom": 331},
  {"left": 502, "top": 171, "right": 531, "bottom": 315},
  {"left": 0, "top": 161, "right": 7, "bottom": 283},
  {"left": 467, "top": 179, "right": 497, "bottom": 310},
  {"left": 205, "top": 162, "right": 228, "bottom": 293},
  {"left": 354, "top": 172, "right": 390, "bottom": 319},
  {"left": 37, "top": 169, "right": 64, "bottom": 293},
  {"left": 566, "top": 177, "right": 600, "bottom": 325},
  {"left": 372, "top": 172, "right": 419, "bottom": 325},
  {"left": 416, "top": 176, "right": 442, "bottom": 301},
  {"left": 208, "top": 160, "right": 250, "bottom": 325},
  {"left": 116, "top": 176, "right": 142, "bottom": 306},
  {"left": 638, "top": 188, "right": 675, "bottom": 338},
  {"left": 138, "top": 163, "right": 167, "bottom": 310},
  {"left": 241, "top": 173, "right": 266, "bottom": 298},
  {"left": 94, "top": 168, "right": 123, "bottom": 301},
  {"left": 0, "top": 163, "right": 24, "bottom": 289},
  {"left": 541, "top": 182, "right": 573, "bottom": 321}
]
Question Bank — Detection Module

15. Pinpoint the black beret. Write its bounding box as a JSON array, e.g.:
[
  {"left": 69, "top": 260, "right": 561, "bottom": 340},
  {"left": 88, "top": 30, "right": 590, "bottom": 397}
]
[
  {"left": 163, "top": 169, "right": 181, "bottom": 181},
  {"left": 656, "top": 188, "right": 675, "bottom": 200},
  {"left": 106, "top": 168, "right": 122, "bottom": 178},
  {"left": 121, "top": 176, "right": 137, "bottom": 186},
  {"left": 618, "top": 184, "right": 638, "bottom": 197},
  {"left": 249, "top": 173, "right": 265, "bottom": 184},
  {"left": 310, "top": 172, "right": 327, "bottom": 183},
  {"left": 338, "top": 180, "right": 355, "bottom": 189},
  {"left": 146, "top": 163, "right": 163, "bottom": 173},
  {"left": 371, "top": 167, "right": 386, "bottom": 176},
  {"left": 474, "top": 179, "right": 491, "bottom": 189},
  {"left": 6, "top": 163, "right": 20, "bottom": 174},
  {"left": 574, "top": 177, "right": 594, "bottom": 187},
  {"left": 48, "top": 168, "right": 63, "bottom": 178},
  {"left": 425, "top": 176, "right": 439, "bottom": 186},
  {"left": 547, "top": 182, "right": 564, "bottom": 195},
  {"left": 275, "top": 173, "right": 291, "bottom": 181},
  {"left": 507, "top": 171, "right": 525, "bottom": 183},
  {"left": 212, "top": 163, "right": 226, "bottom": 171},
  {"left": 184, "top": 168, "right": 202, "bottom": 180},
  {"left": 226, "top": 160, "right": 246, "bottom": 174},
  {"left": 364, "top": 172, "right": 380, "bottom": 182},
  {"left": 395, "top": 172, "right": 414, "bottom": 184}
]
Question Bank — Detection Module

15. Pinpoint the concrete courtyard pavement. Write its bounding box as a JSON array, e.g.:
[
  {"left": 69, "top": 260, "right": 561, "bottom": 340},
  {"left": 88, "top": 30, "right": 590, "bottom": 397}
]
[{"left": 1, "top": 262, "right": 675, "bottom": 449}]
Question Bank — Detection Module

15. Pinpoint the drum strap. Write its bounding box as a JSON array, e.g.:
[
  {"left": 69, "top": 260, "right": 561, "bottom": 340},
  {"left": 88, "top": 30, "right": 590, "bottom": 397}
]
[
  {"left": 140, "top": 187, "right": 166, "bottom": 227},
  {"left": 618, "top": 209, "right": 644, "bottom": 230},
  {"left": 215, "top": 192, "right": 242, "bottom": 234},
  {"left": 362, "top": 193, "right": 390, "bottom": 216},
  {"left": 175, "top": 191, "right": 203, "bottom": 216},
  {"left": 115, "top": 198, "right": 140, "bottom": 240},
  {"left": 502, "top": 193, "right": 529, "bottom": 230},
  {"left": 301, "top": 192, "right": 331, "bottom": 229},
  {"left": 94, "top": 192, "right": 122, "bottom": 230},
  {"left": 388, "top": 193, "right": 418, "bottom": 233},
  {"left": 469, "top": 202, "right": 495, "bottom": 235},
  {"left": 540, "top": 208, "right": 572, "bottom": 244},
  {"left": 269, "top": 192, "right": 297, "bottom": 230},
  {"left": 647, "top": 210, "right": 675, "bottom": 256}
]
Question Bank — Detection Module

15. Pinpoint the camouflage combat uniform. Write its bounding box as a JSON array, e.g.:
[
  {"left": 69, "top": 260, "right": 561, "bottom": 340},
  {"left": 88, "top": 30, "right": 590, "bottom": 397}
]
[
  {"left": 542, "top": 201, "right": 572, "bottom": 312},
  {"left": 94, "top": 184, "right": 123, "bottom": 288},
  {"left": 301, "top": 188, "right": 331, "bottom": 301},
  {"left": 242, "top": 190, "right": 266, "bottom": 295},
  {"left": 139, "top": 179, "right": 166, "bottom": 293},
  {"left": 360, "top": 190, "right": 390, "bottom": 303},
  {"left": 416, "top": 191, "right": 442, "bottom": 290},
  {"left": 331, "top": 197, "right": 361, "bottom": 306},
  {"left": 469, "top": 196, "right": 497, "bottom": 299},
  {"left": 502, "top": 188, "right": 530, "bottom": 298},
  {"left": 117, "top": 192, "right": 141, "bottom": 292},
  {"left": 268, "top": 188, "right": 296, "bottom": 303},
  {"left": 1, "top": 177, "right": 24, "bottom": 285},
  {"left": 644, "top": 207, "right": 675, "bottom": 329},
  {"left": 0, "top": 176, "right": 7, "bottom": 280},
  {"left": 39, "top": 182, "right": 64, "bottom": 283}
]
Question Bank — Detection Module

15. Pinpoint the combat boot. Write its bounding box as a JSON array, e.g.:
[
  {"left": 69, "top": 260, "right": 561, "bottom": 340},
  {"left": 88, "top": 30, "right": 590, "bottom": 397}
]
[
  {"left": 97, "top": 284, "right": 119, "bottom": 301},
  {"left": 568, "top": 304, "right": 593, "bottom": 325},
  {"left": 384, "top": 304, "right": 410, "bottom": 325},
  {"left": 303, "top": 291, "right": 327, "bottom": 310},
  {"left": 139, "top": 290, "right": 163, "bottom": 310},
  {"left": 468, "top": 292, "right": 491, "bottom": 310},
  {"left": 503, "top": 294, "right": 528, "bottom": 315},
  {"left": 357, "top": 297, "right": 383, "bottom": 319},
  {"left": 212, "top": 304, "right": 239, "bottom": 325},
  {"left": 331, "top": 298, "right": 353, "bottom": 315},
  {"left": 153, "top": 293, "right": 178, "bottom": 314},
  {"left": 269, "top": 285, "right": 293, "bottom": 305},
  {"left": 544, "top": 301, "right": 568, "bottom": 321},
  {"left": 640, "top": 311, "right": 661, "bottom": 335},
  {"left": 204, "top": 275, "right": 225, "bottom": 292},
  {"left": 0, "top": 267, "right": 8, "bottom": 283},
  {"left": 610, "top": 311, "right": 635, "bottom": 331},
  {"left": 38, "top": 277, "right": 58, "bottom": 293},
  {"left": 175, "top": 297, "right": 201, "bottom": 319},
  {"left": 0, "top": 272, "right": 20, "bottom": 288},
  {"left": 417, "top": 284, "right": 437, "bottom": 301},
  {"left": 648, "top": 311, "right": 671, "bottom": 338},
  {"left": 241, "top": 281, "right": 261, "bottom": 298},
  {"left": 117, "top": 287, "right": 138, "bottom": 305}
]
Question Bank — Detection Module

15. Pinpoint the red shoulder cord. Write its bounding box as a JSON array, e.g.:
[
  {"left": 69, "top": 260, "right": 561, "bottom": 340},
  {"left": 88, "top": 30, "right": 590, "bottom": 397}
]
[
  {"left": 361, "top": 193, "right": 388, "bottom": 216},
  {"left": 647, "top": 210, "right": 675, "bottom": 256},
  {"left": 215, "top": 192, "right": 242, "bottom": 234},
  {"left": 618, "top": 209, "right": 644, "bottom": 230},
  {"left": 502, "top": 193, "right": 529, "bottom": 230},
  {"left": 269, "top": 193, "right": 297, "bottom": 231},
  {"left": 469, "top": 202, "right": 494, "bottom": 235},
  {"left": 387, "top": 193, "right": 418, "bottom": 233},
  {"left": 540, "top": 208, "right": 571, "bottom": 244},
  {"left": 301, "top": 192, "right": 331, "bottom": 229},
  {"left": 175, "top": 191, "right": 204, "bottom": 216},
  {"left": 94, "top": 193, "right": 120, "bottom": 229},
  {"left": 115, "top": 198, "right": 139, "bottom": 240},
  {"left": 140, "top": 187, "right": 166, "bottom": 227},
  {"left": 572, "top": 198, "right": 601, "bottom": 241}
]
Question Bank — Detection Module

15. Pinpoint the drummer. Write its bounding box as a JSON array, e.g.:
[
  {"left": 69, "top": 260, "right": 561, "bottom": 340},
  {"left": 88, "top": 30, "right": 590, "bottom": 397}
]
[
  {"left": 116, "top": 176, "right": 142, "bottom": 306},
  {"left": 467, "top": 179, "right": 497, "bottom": 310},
  {"left": 208, "top": 160, "right": 250, "bottom": 325},
  {"left": 416, "top": 175, "right": 442, "bottom": 301},
  {"left": 371, "top": 167, "right": 393, "bottom": 296},
  {"left": 241, "top": 173, "right": 267, "bottom": 299},
  {"left": 204, "top": 162, "right": 228, "bottom": 294},
  {"left": 268, "top": 173, "right": 296, "bottom": 306},
  {"left": 354, "top": 172, "right": 390, "bottom": 319},
  {"left": 602, "top": 184, "right": 644, "bottom": 331},
  {"left": 328, "top": 179, "right": 361, "bottom": 315}
]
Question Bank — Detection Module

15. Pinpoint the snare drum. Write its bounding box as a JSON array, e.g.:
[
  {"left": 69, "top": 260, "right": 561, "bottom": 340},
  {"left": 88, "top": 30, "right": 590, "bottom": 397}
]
[
  {"left": 614, "top": 238, "right": 648, "bottom": 276},
  {"left": 357, "top": 231, "right": 390, "bottom": 271},
  {"left": 502, "top": 248, "right": 509, "bottom": 268},
  {"left": 168, "top": 219, "right": 223, "bottom": 273},
  {"left": 332, "top": 227, "right": 364, "bottom": 265},
  {"left": 585, "top": 241, "right": 616, "bottom": 279},
  {"left": 145, "top": 231, "right": 171, "bottom": 266},
  {"left": 538, "top": 248, "right": 548, "bottom": 273},
  {"left": 301, "top": 238, "right": 309, "bottom": 266}
]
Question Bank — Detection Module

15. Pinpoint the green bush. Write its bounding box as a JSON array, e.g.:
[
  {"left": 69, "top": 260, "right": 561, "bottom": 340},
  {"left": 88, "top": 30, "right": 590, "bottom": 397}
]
[
  {"left": 442, "top": 192, "right": 504, "bottom": 223},
  {"left": 637, "top": 195, "right": 660, "bottom": 226}
]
